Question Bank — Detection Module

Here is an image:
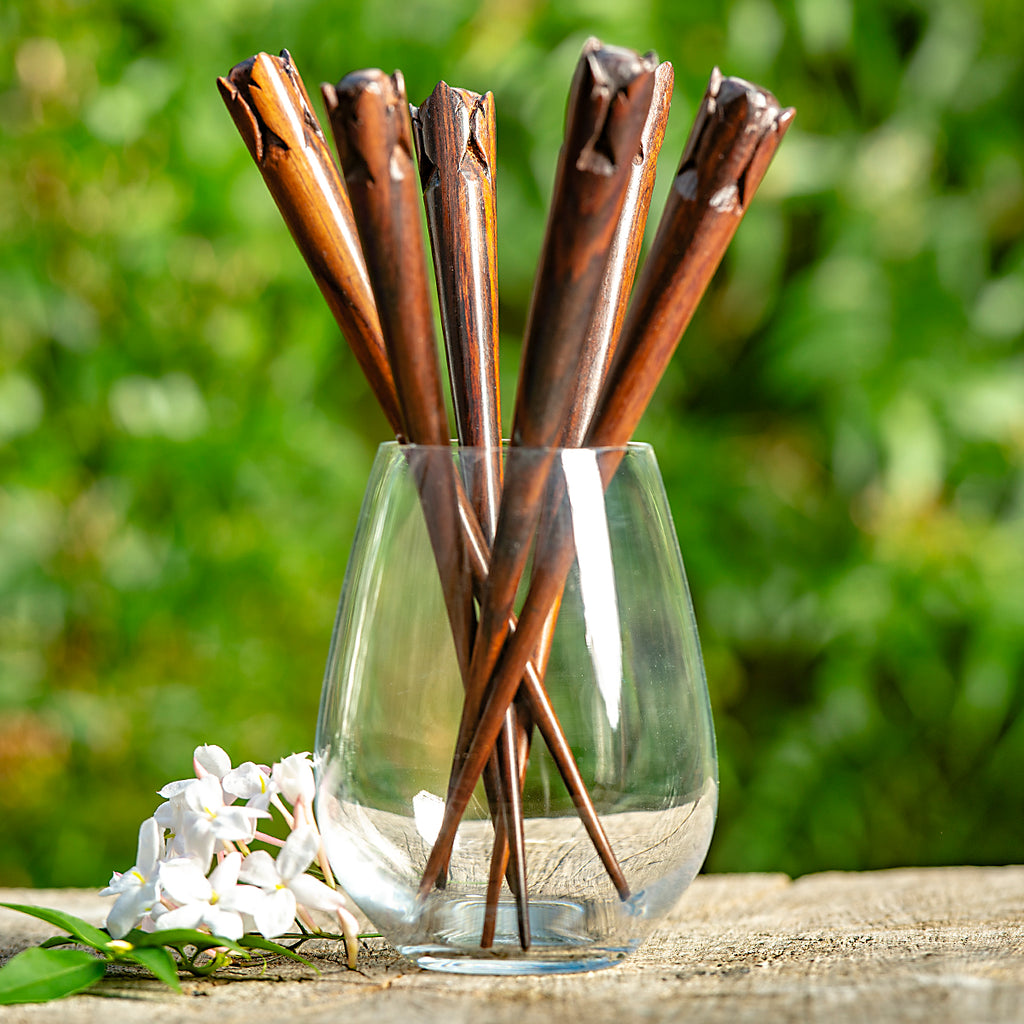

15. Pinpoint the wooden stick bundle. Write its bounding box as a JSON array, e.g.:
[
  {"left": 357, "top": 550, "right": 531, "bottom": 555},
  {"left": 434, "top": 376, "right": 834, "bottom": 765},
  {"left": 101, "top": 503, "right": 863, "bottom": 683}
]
[
  {"left": 417, "top": 71, "right": 794, "bottom": 897},
  {"left": 219, "top": 41, "right": 793, "bottom": 952}
]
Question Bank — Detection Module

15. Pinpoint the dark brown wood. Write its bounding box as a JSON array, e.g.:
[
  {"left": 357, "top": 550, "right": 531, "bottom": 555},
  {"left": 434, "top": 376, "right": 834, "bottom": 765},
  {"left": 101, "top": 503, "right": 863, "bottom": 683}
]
[
  {"left": 454, "top": 494, "right": 630, "bottom": 901},
  {"left": 419, "top": 73, "right": 793, "bottom": 903},
  {"left": 511, "top": 39, "right": 658, "bottom": 448},
  {"left": 558, "top": 59, "right": 674, "bottom": 446},
  {"left": 217, "top": 51, "right": 403, "bottom": 437},
  {"left": 221, "top": 55, "right": 628, "bottom": 912},
  {"left": 589, "top": 69, "right": 796, "bottom": 447},
  {"left": 322, "top": 67, "right": 475, "bottom": 719},
  {"left": 412, "top": 83, "right": 502, "bottom": 519},
  {"left": 527, "top": 59, "right": 675, "bottom": 704},
  {"left": 322, "top": 70, "right": 451, "bottom": 452},
  {"left": 412, "top": 82, "right": 528, "bottom": 946},
  {"left": 481, "top": 810, "right": 510, "bottom": 947},
  {"left": 454, "top": 42, "right": 660, "bottom": 849}
]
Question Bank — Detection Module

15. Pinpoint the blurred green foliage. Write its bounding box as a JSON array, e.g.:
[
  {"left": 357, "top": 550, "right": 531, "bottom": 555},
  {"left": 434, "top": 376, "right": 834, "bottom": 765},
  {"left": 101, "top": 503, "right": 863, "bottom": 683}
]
[{"left": 2, "top": 0, "right": 1022, "bottom": 887}]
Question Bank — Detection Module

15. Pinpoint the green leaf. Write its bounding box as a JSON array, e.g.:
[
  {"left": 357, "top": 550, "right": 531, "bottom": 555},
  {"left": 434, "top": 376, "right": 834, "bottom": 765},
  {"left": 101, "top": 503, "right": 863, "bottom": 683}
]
[
  {"left": 0, "top": 948, "right": 106, "bottom": 1004},
  {"left": 0, "top": 904, "right": 110, "bottom": 951},
  {"left": 38, "top": 935, "right": 75, "bottom": 950},
  {"left": 238, "top": 934, "right": 319, "bottom": 970},
  {"left": 122, "top": 946, "right": 181, "bottom": 991},
  {"left": 125, "top": 928, "right": 249, "bottom": 957}
]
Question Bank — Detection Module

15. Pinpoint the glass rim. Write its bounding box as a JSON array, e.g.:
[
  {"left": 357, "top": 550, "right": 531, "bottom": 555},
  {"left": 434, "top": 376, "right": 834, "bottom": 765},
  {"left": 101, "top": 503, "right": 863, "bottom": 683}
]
[{"left": 380, "top": 439, "right": 654, "bottom": 455}]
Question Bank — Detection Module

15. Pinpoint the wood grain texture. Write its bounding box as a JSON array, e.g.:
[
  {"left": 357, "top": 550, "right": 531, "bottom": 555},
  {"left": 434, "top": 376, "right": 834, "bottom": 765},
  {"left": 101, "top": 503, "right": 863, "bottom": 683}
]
[
  {"left": 464, "top": 40, "right": 658, "bottom": 736},
  {"left": 454, "top": 484, "right": 629, "bottom": 901},
  {"left": 8, "top": 868, "right": 1024, "bottom": 1023},
  {"left": 322, "top": 69, "right": 451, "bottom": 451},
  {"left": 322, "top": 68, "right": 475, "bottom": 734},
  {"left": 527, "top": 59, "right": 675, "bottom": 748},
  {"left": 558, "top": 59, "right": 675, "bottom": 447},
  {"left": 588, "top": 70, "right": 795, "bottom": 447},
  {"left": 411, "top": 85, "right": 528, "bottom": 939},
  {"left": 510, "top": 38, "right": 658, "bottom": 449},
  {"left": 434, "top": 47, "right": 661, "bottom": 905},
  {"left": 412, "top": 84, "right": 502, "bottom": 480},
  {"left": 217, "top": 51, "right": 403, "bottom": 437},
  {"left": 420, "top": 73, "right": 793, "bottom": 904}
]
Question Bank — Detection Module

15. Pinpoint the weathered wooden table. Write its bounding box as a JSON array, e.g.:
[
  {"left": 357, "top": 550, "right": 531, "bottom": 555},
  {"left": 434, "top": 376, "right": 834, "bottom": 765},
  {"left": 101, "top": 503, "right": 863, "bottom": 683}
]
[{"left": 3, "top": 867, "right": 1022, "bottom": 1023}]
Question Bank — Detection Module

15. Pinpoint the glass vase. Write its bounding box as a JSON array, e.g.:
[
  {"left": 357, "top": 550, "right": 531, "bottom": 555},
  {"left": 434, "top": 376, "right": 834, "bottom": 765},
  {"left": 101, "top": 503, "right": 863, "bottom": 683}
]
[{"left": 315, "top": 441, "right": 717, "bottom": 974}]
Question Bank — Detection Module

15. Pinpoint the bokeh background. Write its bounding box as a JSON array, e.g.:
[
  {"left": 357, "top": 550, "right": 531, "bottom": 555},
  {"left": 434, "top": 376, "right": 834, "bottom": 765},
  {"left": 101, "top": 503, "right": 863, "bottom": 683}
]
[{"left": 2, "top": 0, "right": 1022, "bottom": 888}]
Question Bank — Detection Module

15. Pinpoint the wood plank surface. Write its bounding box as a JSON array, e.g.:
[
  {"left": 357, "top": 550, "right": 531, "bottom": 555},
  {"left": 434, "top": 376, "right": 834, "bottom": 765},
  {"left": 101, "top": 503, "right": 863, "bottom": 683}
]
[{"left": 3, "top": 866, "right": 1023, "bottom": 1023}]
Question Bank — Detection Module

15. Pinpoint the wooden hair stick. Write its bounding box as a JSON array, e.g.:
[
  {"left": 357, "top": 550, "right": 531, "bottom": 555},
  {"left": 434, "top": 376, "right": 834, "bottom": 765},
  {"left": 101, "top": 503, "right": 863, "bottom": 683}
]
[
  {"left": 524, "top": 58, "right": 675, "bottom": 724},
  {"left": 322, "top": 69, "right": 475, "bottom": 677},
  {"left": 217, "top": 51, "right": 403, "bottom": 437},
  {"left": 412, "top": 82, "right": 529, "bottom": 946},
  {"left": 484, "top": 61, "right": 675, "bottom": 921}
]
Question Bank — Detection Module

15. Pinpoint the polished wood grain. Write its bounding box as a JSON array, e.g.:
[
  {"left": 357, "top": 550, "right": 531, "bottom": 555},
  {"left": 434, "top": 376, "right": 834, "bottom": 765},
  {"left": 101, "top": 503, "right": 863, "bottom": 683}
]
[
  {"left": 412, "top": 82, "right": 528, "bottom": 945},
  {"left": 419, "top": 73, "right": 794, "bottom": 904},
  {"left": 322, "top": 67, "right": 475, "bottom": 710},
  {"left": 510, "top": 39, "right": 659, "bottom": 449},
  {"left": 412, "top": 83, "right": 502, "bottom": 521},
  {"left": 454, "top": 486, "right": 630, "bottom": 902},
  {"left": 526, "top": 59, "right": 675, "bottom": 716},
  {"left": 449, "top": 47, "right": 661, "bottom": 883},
  {"left": 589, "top": 69, "right": 796, "bottom": 447},
  {"left": 221, "top": 52, "right": 628, "bottom": 915},
  {"left": 558, "top": 59, "right": 675, "bottom": 446},
  {"left": 217, "top": 51, "right": 404, "bottom": 437},
  {"left": 322, "top": 70, "right": 451, "bottom": 451}
]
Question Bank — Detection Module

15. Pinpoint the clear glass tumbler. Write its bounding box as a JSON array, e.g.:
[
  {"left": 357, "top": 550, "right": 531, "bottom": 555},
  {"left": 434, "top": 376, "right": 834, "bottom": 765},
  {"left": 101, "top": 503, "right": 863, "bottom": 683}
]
[{"left": 316, "top": 442, "right": 717, "bottom": 974}]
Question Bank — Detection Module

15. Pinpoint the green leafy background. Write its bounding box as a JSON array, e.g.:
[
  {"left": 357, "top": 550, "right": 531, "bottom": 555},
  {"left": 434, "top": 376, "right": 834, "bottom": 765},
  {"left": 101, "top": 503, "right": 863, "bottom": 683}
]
[{"left": 2, "top": 0, "right": 1022, "bottom": 887}]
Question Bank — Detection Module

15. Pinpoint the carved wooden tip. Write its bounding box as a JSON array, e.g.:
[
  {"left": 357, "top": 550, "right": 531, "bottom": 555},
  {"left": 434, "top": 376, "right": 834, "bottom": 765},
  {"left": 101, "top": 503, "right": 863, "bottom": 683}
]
[
  {"left": 467, "top": 91, "right": 497, "bottom": 174},
  {"left": 582, "top": 38, "right": 659, "bottom": 93},
  {"left": 674, "top": 72, "right": 794, "bottom": 214},
  {"left": 414, "top": 81, "right": 468, "bottom": 185},
  {"left": 331, "top": 67, "right": 408, "bottom": 113},
  {"left": 570, "top": 39, "right": 659, "bottom": 177},
  {"left": 415, "top": 81, "right": 495, "bottom": 186},
  {"left": 216, "top": 73, "right": 262, "bottom": 162},
  {"left": 219, "top": 56, "right": 274, "bottom": 163},
  {"left": 220, "top": 50, "right": 326, "bottom": 164},
  {"left": 636, "top": 62, "right": 674, "bottom": 163},
  {"left": 225, "top": 54, "right": 258, "bottom": 90},
  {"left": 325, "top": 68, "right": 413, "bottom": 184}
]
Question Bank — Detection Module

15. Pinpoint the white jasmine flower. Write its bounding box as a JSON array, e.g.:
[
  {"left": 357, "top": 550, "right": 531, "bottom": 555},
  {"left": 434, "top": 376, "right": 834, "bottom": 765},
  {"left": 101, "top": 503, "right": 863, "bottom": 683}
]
[
  {"left": 239, "top": 826, "right": 359, "bottom": 966},
  {"left": 154, "top": 783, "right": 210, "bottom": 866},
  {"left": 272, "top": 753, "right": 315, "bottom": 808},
  {"left": 100, "top": 817, "right": 163, "bottom": 938},
  {"left": 183, "top": 774, "right": 269, "bottom": 847},
  {"left": 193, "top": 743, "right": 232, "bottom": 779},
  {"left": 223, "top": 761, "right": 276, "bottom": 811},
  {"left": 158, "top": 744, "right": 232, "bottom": 803},
  {"left": 155, "top": 852, "right": 261, "bottom": 941}
]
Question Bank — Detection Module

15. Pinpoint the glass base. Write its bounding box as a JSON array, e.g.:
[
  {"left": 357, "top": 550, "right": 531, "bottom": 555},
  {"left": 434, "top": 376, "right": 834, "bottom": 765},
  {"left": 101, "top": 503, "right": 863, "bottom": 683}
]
[
  {"left": 409, "top": 952, "right": 633, "bottom": 975},
  {"left": 397, "top": 897, "right": 638, "bottom": 975}
]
